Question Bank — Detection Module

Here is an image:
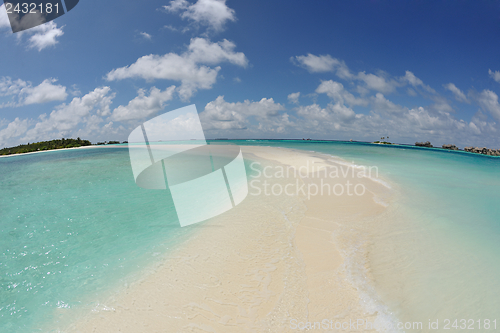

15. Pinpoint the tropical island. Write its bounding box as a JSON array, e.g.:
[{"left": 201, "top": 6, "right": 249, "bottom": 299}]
[
  {"left": 0, "top": 138, "right": 92, "bottom": 156},
  {"left": 2, "top": 136, "right": 498, "bottom": 157},
  {"left": 369, "top": 137, "right": 500, "bottom": 156},
  {"left": 373, "top": 136, "right": 394, "bottom": 145}
]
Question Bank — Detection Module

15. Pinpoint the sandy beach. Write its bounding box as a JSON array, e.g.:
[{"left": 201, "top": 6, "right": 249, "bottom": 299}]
[
  {"left": 62, "top": 145, "right": 395, "bottom": 332},
  {"left": 0, "top": 144, "right": 124, "bottom": 159}
]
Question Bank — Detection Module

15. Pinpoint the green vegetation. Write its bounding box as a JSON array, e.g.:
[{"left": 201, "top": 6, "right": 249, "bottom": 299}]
[
  {"left": 373, "top": 141, "right": 393, "bottom": 145},
  {"left": 96, "top": 140, "right": 124, "bottom": 145},
  {"left": 373, "top": 136, "right": 393, "bottom": 144},
  {"left": 0, "top": 138, "right": 92, "bottom": 156}
]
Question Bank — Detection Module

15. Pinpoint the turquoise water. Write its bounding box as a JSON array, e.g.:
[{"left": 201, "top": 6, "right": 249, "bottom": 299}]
[
  {"left": 237, "top": 140, "right": 500, "bottom": 331},
  {"left": 0, "top": 148, "right": 185, "bottom": 332},
  {"left": 1, "top": 142, "right": 499, "bottom": 332}
]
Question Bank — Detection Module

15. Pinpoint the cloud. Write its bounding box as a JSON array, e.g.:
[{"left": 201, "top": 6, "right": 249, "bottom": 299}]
[
  {"left": 0, "top": 87, "right": 116, "bottom": 147},
  {"left": 1, "top": 5, "right": 64, "bottom": 50},
  {"left": 2, "top": 8, "right": 65, "bottom": 51},
  {"left": 478, "top": 89, "right": 500, "bottom": 121},
  {"left": 0, "top": 4, "right": 10, "bottom": 29},
  {"left": 316, "top": 80, "right": 368, "bottom": 106},
  {"left": 70, "top": 84, "right": 81, "bottom": 96},
  {"left": 20, "top": 87, "right": 115, "bottom": 143},
  {"left": 444, "top": 83, "right": 469, "bottom": 103},
  {"left": 429, "top": 96, "right": 454, "bottom": 113},
  {"left": 291, "top": 54, "right": 338, "bottom": 73},
  {"left": 0, "top": 77, "right": 67, "bottom": 107},
  {"left": 296, "top": 102, "right": 359, "bottom": 130},
  {"left": 292, "top": 55, "right": 443, "bottom": 96},
  {"left": 186, "top": 37, "right": 247, "bottom": 66},
  {"left": 0, "top": 77, "right": 28, "bottom": 97},
  {"left": 163, "top": 0, "right": 236, "bottom": 32},
  {"left": 194, "top": 87, "right": 497, "bottom": 147},
  {"left": 470, "top": 111, "right": 496, "bottom": 136},
  {"left": 356, "top": 85, "right": 370, "bottom": 96},
  {"left": 371, "top": 93, "right": 406, "bottom": 114},
  {"left": 21, "top": 79, "right": 67, "bottom": 105},
  {"left": 290, "top": 100, "right": 484, "bottom": 146},
  {"left": 488, "top": 69, "right": 500, "bottom": 83},
  {"left": 468, "top": 121, "right": 481, "bottom": 135},
  {"left": 288, "top": 92, "right": 300, "bottom": 104},
  {"left": 164, "top": 25, "right": 179, "bottom": 32},
  {"left": 357, "top": 71, "right": 400, "bottom": 94},
  {"left": 21, "top": 21, "right": 64, "bottom": 51},
  {"left": 401, "top": 71, "right": 436, "bottom": 94},
  {"left": 200, "top": 95, "right": 287, "bottom": 131},
  {"left": 139, "top": 32, "right": 152, "bottom": 40},
  {"left": 293, "top": 53, "right": 397, "bottom": 93},
  {"left": 0, "top": 118, "right": 30, "bottom": 146},
  {"left": 106, "top": 38, "right": 247, "bottom": 100},
  {"left": 404, "top": 106, "right": 462, "bottom": 133},
  {"left": 111, "top": 86, "right": 176, "bottom": 121},
  {"left": 407, "top": 88, "right": 417, "bottom": 96}
]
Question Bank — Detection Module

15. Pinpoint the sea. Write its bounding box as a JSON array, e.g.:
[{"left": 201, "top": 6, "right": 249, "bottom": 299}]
[{"left": 0, "top": 140, "right": 499, "bottom": 332}]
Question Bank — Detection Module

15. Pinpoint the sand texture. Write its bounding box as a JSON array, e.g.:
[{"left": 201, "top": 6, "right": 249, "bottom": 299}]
[{"left": 65, "top": 146, "right": 394, "bottom": 332}]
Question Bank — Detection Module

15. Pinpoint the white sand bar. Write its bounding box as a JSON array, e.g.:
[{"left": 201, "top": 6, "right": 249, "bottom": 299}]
[{"left": 66, "top": 145, "right": 396, "bottom": 332}]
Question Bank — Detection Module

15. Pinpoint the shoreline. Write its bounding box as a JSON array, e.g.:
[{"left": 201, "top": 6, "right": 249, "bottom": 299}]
[
  {"left": 0, "top": 144, "right": 127, "bottom": 159},
  {"left": 1, "top": 139, "right": 498, "bottom": 161},
  {"left": 61, "top": 145, "right": 397, "bottom": 332}
]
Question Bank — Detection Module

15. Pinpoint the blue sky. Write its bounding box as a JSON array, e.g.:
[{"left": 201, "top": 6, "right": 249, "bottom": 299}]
[{"left": 1, "top": 0, "right": 500, "bottom": 148}]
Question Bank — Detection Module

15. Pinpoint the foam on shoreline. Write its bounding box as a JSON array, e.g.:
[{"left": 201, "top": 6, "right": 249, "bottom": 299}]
[{"left": 62, "top": 145, "right": 398, "bottom": 332}]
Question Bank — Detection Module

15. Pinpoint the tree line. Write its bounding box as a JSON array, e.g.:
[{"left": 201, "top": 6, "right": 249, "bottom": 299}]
[{"left": 0, "top": 138, "right": 92, "bottom": 156}]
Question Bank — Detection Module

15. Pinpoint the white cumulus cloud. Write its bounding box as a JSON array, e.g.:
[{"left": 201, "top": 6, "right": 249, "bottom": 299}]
[
  {"left": 488, "top": 69, "right": 500, "bottom": 83},
  {"left": 111, "top": 86, "right": 176, "bottom": 121},
  {"left": 21, "top": 79, "right": 67, "bottom": 105},
  {"left": 0, "top": 77, "right": 28, "bottom": 97},
  {"left": 401, "top": 71, "right": 436, "bottom": 94},
  {"left": 1, "top": 5, "right": 63, "bottom": 50},
  {"left": 21, "top": 87, "right": 115, "bottom": 143},
  {"left": 316, "top": 80, "right": 368, "bottom": 106},
  {"left": 0, "top": 77, "right": 67, "bottom": 107},
  {"left": 371, "top": 93, "right": 407, "bottom": 114},
  {"left": 163, "top": 0, "right": 236, "bottom": 32},
  {"left": 292, "top": 55, "right": 442, "bottom": 96},
  {"left": 200, "top": 95, "right": 286, "bottom": 131},
  {"left": 25, "top": 21, "right": 64, "bottom": 51},
  {"left": 356, "top": 71, "right": 401, "bottom": 94},
  {"left": 288, "top": 92, "right": 300, "bottom": 104},
  {"left": 1, "top": 8, "right": 64, "bottom": 51},
  {"left": 0, "top": 118, "right": 30, "bottom": 147},
  {"left": 291, "top": 54, "right": 339, "bottom": 73},
  {"left": 295, "top": 102, "right": 360, "bottom": 132},
  {"left": 139, "top": 32, "right": 152, "bottom": 40},
  {"left": 478, "top": 89, "right": 500, "bottom": 121},
  {"left": 106, "top": 38, "right": 247, "bottom": 100}
]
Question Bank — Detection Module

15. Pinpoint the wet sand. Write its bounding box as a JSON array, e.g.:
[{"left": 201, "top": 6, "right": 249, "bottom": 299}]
[{"left": 65, "top": 145, "right": 394, "bottom": 332}]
